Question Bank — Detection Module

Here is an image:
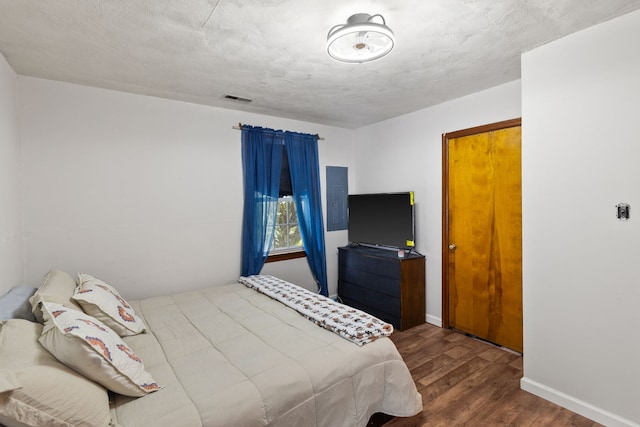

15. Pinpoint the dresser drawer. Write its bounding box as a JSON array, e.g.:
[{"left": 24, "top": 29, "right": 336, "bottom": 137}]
[
  {"left": 339, "top": 265, "right": 365, "bottom": 284},
  {"left": 364, "top": 256, "right": 401, "bottom": 279},
  {"left": 364, "top": 273, "right": 400, "bottom": 298},
  {"left": 341, "top": 267, "right": 399, "bottom": 298},
  {"left": 338, "top": 280, "right": 365, "bottom": 304},
  {"left": 340, "top": 279, "right": 400, "bottom": 321},
  {"left": 339, "top": 248, "right": 365, "bottom": 270},
  {"left": 365, "top": 291, "right": 400, "bottom": 316}
]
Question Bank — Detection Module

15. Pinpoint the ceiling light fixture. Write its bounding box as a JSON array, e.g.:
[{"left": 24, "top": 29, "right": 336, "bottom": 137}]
[{"left": 326, "top": 13, "right": 395, "bottom": 63}]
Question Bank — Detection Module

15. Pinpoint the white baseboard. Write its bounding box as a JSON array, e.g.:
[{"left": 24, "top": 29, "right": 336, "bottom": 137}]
[
  {"left": 426, "top": 314, "right": 442, "bottom": 327},
  {"left": 520, "top": 377, "right": 639, "bottom": 427}
]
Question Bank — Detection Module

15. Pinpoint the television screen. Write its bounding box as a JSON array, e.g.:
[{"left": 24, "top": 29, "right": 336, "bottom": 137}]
[{"left": 348, "top": 192, "right": 415, "bottom": 250}]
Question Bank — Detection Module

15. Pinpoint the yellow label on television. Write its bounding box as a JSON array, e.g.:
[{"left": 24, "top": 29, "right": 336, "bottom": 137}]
[
  {"left": 409, "top": 191, "right": 414, "bottom": 205},
  {"left": 406, "top": 240, "right": 415, "bottom": 247}
]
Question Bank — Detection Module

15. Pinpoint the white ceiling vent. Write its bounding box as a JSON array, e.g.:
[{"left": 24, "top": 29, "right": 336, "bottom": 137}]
[{"left": 223, "top": 94, "right": 252, "bottom": 103}]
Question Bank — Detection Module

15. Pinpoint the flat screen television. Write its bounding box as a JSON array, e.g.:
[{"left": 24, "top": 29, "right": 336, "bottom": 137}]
[{"left": 348, "top": 192, "right": 415, "bottom": 250}]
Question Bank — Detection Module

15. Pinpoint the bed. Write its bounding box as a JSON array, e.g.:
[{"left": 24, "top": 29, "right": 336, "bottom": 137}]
[{"left": 0, "top": 270, "right": 422, "bottom": 427}]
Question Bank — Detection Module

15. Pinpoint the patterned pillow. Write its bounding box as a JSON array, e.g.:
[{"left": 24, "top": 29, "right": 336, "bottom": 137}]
[
  {"left": 72, "top": 273, "right": 146, "bottom": 336},
  {"left": 38, "top": 302, "right": 162, "bottom": 397}
]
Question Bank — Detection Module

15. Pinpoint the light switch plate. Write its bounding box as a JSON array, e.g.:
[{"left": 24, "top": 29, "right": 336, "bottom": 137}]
[{"left": 616, "top": 203, "right": 630, "bottom": 220}]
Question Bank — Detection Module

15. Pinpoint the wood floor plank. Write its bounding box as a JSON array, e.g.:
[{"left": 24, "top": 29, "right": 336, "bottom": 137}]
[
  {"left": 386, "top": 323, "right": 603, "bottom": 427},
  {"left": 420, "top": 356, "right": 492, "bottom": 399},
  {"left": 421, "top": 357, "right": 516, "bottom": 421},
  {"left": 465, "top": 375, "right": 535, "bottom": 425}
]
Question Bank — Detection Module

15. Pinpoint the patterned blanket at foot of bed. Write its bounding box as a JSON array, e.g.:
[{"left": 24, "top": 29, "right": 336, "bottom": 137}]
[{"left": 239, "top": 275, "right": 393, "bottom": 346}]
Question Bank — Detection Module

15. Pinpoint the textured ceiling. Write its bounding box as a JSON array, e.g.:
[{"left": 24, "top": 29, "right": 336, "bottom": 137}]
[{"left": 1, "top": 0, "right": 640, "bottom": 128}]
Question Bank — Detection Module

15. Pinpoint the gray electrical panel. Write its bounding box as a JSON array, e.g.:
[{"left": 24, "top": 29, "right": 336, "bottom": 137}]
[{"left": 326, "top": 166, "right": 348, "bottom": 231}]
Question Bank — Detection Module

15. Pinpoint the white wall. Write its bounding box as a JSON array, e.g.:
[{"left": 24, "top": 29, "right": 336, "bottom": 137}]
[
  {"left": 354, "top": 80, "right": 522, "bottom": 325},
  {"left": 18, "top": 77, "right": 354, "bottom": 299},
  {"left": 521, "top": 10, "right": 640, "bottom": 427},
  {"left": 0, "top": 54, "right": 23, "bottom": 293}
]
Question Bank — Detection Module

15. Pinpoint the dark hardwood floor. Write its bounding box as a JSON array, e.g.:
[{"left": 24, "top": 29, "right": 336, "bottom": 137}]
[{"left": 380, "top": 323, "right": 602, "bottom": 427}]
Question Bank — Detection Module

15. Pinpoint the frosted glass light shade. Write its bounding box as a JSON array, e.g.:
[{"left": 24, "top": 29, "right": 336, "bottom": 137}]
[{"left": 327, "top": 13, "right": 395, "bottom": 63}]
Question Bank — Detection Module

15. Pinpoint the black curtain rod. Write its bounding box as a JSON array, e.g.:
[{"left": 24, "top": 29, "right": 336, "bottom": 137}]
[{"left": 232, "top": 123, "right": 324, "bottom": 140}]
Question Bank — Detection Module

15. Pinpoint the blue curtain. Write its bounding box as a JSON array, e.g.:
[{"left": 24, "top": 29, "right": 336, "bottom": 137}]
[
  {"left": 285, "top": 132, "right": 329, "bottom": 296},
  {"left": 240, "top": 126, "right": 284, "bottom": 276}
]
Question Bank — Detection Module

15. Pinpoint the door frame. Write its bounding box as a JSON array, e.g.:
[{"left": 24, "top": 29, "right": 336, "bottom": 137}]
[{"left": 441, "top": 117, "right": 522, "bottom": 329}]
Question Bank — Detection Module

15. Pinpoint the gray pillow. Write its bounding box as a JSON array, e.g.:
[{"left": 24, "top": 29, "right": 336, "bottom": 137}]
[{"left": 0, "top": 287, "right": 38, "bottom": 321}]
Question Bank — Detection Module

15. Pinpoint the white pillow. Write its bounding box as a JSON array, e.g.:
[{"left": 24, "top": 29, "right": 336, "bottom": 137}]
[
  {"left": 0, "top": 319, "right": 113, "bottom": 427},
  {"left": 72, "top": 273, "right": 146, "bottom": 336},
  {"left": 38, "top": 302, "right": 162, "bottom": 397},
  {"left": 29, "top": 269, "right": 83, "bottom": 323}
]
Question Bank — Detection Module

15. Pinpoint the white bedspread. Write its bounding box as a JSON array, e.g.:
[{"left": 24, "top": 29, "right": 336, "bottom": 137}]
[{"left": 112, "top": 282, "right": 422, "bottom": 427}]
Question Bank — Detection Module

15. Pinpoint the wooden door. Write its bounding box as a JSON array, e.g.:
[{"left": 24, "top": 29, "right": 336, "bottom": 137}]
[{"left": 442, "top": 119, "right": 522, "bottom": 353}]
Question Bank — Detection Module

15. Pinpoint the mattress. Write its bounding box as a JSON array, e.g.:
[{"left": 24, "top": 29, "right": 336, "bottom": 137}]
[{"left": 112, "top": 282, "right": 422, "bottom": 426}]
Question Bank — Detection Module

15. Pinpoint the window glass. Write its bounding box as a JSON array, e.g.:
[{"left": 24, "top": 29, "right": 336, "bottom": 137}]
[{"left": 272, "top": 196, "right": 303, "bottom": 252}]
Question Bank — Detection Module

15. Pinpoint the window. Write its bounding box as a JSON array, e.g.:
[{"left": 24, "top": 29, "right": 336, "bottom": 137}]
[
  {"left": 272, "top": 196, "right": 302, "bottom": 252},
  {"left": 267, "top": 197, "right": 306, "bottom": 262},
  {"left": 268, "top": 150, "right": 305, "bottom": 262}
]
